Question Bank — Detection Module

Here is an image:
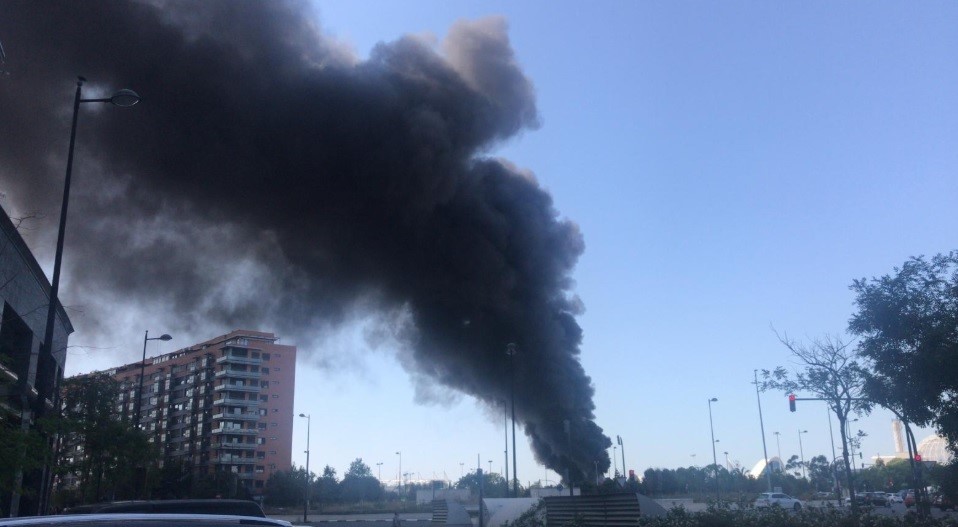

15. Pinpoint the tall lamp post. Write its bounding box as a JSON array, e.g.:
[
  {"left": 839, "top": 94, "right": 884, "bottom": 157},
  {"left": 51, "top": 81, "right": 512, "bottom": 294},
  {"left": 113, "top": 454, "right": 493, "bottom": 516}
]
[
  {"left": 376, "top": 462, "right": 383, "bottom": 482},
  {"left": 299, "top": 413, "right": 311, "bottom": 524},
  {"left": 798, "top": 430, "right": 808, "bottom": 479},
  {"left": 616, "top": 435, "right": 626, "bottom": 480},
  {"left": 135, "top": 331, "right": 172, "bottom": 428},
  {"left": 30, "top": 78, "right": 139, "bottom": 517},
  {"left": 753, "top": 370, "right": 772, "bottom": 491},
  {"left": 506, "top": 343, "right": 518, "bottom": 497},
  {"left": 707, "top": 398, "right": 718, "bottom": 473},
  {"left": 773, "top": 431, "right": 782, "bottom": 468},
  {"left": 396, "top": 451, "right": 402, "bottom": 497},
  {"left": 503, "top": 399, "right": 509, "bottom": 496}
]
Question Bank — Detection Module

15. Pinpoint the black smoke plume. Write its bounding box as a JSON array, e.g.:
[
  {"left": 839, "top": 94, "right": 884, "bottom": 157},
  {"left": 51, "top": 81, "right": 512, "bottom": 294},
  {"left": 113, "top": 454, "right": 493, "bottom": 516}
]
[{"left": 0, "top": 0, "right": 611, "bottom": 478}]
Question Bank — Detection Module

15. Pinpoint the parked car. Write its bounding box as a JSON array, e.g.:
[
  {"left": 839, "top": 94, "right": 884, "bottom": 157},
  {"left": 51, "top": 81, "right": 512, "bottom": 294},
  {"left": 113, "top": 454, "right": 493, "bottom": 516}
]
[
  {"left": 933, "top": 493, "right": 955, "bottom": 511},
  {"left": 905, "top": 490, "right": 916, "bottom": 507},
  {"left": 754, "top": 492, "right": 804, "bottom": 510},
  {"left": 886, "top": 493, "right": 903, "bottom": 504},
  {"left": 814, "top": 491, "right": 834, "bottom": 499},
  {"left": 0, "top": 514, "right": 290, "bottom": 527}
]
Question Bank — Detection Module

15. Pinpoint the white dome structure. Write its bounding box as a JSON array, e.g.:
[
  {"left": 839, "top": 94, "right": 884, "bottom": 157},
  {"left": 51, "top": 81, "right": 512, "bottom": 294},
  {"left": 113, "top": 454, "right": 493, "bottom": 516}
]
[{"left": 917, "top": 435, "right": 954, "bottom": 464}]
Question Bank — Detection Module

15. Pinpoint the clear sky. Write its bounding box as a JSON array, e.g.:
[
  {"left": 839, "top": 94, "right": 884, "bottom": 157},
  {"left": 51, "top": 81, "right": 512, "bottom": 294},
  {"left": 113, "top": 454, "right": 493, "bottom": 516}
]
[{"left": 62, "top": 1, "right": 957, "bottom": 486}]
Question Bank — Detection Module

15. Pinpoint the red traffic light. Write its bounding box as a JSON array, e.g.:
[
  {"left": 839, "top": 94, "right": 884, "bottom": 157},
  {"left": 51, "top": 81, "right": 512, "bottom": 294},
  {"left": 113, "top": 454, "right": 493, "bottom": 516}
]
[
  {"left": 915, "top": 454, "right": 922, "bottom": 462},
  {"left": 789, "top": 394, "right": 796, "bottom": 412}
]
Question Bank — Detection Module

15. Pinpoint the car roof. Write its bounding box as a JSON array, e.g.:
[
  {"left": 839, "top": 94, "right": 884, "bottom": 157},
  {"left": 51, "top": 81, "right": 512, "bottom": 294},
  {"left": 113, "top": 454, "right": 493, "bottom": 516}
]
[
  {"left": 65, "top": 500, "right": 265, "bottom": 518},
  {"left": 0, "top": 514, "right": 289, "bottom": 527}
]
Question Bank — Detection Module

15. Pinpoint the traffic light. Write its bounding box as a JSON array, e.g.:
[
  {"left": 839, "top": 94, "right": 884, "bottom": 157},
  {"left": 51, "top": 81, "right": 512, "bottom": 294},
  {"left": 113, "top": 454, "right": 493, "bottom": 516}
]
[
  {"left": 915, "top": 454, "right": 922, "bottom": 462},
  {"left": 789, "top": 394, "right": 796, "bottom": 412}
]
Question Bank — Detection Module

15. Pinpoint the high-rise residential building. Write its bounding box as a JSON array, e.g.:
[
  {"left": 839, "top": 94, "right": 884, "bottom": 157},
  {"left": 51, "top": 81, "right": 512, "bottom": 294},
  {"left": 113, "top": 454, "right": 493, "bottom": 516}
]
[{"left": 88, "top": 330, "right": 296, "bottom": 497}]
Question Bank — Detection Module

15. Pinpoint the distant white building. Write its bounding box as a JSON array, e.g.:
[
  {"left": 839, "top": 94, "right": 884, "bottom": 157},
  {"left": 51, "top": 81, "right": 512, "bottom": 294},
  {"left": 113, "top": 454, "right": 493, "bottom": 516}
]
[{"left": 749, "top": 457, "right": 784, "bottom": 479}]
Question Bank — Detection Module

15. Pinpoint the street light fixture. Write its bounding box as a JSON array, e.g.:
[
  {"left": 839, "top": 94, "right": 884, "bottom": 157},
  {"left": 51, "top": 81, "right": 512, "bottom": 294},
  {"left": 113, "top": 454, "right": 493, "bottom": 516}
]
[
  {"left": 43, "top": 76, "right": 140, "bottom": 400},
  {"left": 616, "top": 435, "right": 626, "bottom": 480},
  {"left": 798, "top": 430, "right": 809, "bottom": 479},
  {"left": 506, "top": 343, "right": 519, "bottom": 498},
  {"left": 31, "top": 78, "right": 140, "bottom": 516},
  {"left": 773, "top": 431, "right": 782, "bottom": 470},
  {"left": 298, "top": 413, "right": 310, "bottom": 523},
  {"left": 135, "top": 331, "right": 172, "bottom": 428},
  {"left": 376, "top": 462, "right": 383, "bottom": 482},
  {"left": 707, "top": 398, "right": 718, "bottom": 474},
  {"left": 396, "top": 451, "right": 402, "bottom": 496}
]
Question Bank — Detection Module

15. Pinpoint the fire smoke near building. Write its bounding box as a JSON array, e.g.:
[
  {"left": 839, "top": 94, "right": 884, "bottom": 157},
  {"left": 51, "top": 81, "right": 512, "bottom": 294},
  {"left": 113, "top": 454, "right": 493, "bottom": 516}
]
[{"left": 0, "top": 1, "right": 611, "bottom": 477}]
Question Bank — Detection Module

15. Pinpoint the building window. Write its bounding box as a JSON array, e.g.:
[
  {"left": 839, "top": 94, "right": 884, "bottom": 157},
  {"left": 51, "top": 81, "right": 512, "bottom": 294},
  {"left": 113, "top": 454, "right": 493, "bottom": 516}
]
[
  {"left": 272, "top": 408, "right": 278, "bottom": 413},
  {"left": 273, "top": 367, "right": 280, "bottom": 372},
  {"left": 272, "top": 380, "right": 279, "bottom": 385},
  {"left": 270, "top": 422, "right": 277, "bottom": 428},
  {"left": 257, "top": 423, "right": 267, "bottom": 430},
  {"left": 261, "top": 368, "right": 269, "bottom": 375},
  {"left": 271, "top": 394, "right": 279, "bottom": 398},
  {"left": 257, "top": 438, "right": 265, "bottom": 445},
  {"left": 262, "top": 354, "right": 270, "bottom": 361},
  {"left": 269, "top": 450, "right": 277, "bottom": 455},
  {"left": 269, "top": 437, "right": 277, "bottom": 441}
]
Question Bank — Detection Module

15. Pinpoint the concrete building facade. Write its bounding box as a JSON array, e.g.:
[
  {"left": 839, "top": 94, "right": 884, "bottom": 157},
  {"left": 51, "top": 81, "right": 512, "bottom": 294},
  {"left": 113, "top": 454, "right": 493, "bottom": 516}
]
[
  {"left": 0, "top": 204, "right": 73, "bottom": 517},
  {"left": 94, "top": 330, "right": 296, "bottom": 498}
]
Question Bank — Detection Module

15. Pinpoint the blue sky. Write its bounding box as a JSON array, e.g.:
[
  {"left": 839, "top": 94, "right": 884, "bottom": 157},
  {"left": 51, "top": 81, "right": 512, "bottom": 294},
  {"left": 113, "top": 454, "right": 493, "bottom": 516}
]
[{"left": 70, "top": 1, "right": 958, "bottom": 485}]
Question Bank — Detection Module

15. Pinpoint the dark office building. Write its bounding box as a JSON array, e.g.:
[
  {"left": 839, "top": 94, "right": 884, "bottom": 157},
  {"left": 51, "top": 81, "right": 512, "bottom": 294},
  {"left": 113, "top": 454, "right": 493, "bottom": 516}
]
[{"left": 0, "top": 204, "right": 73, "bottom": 517}]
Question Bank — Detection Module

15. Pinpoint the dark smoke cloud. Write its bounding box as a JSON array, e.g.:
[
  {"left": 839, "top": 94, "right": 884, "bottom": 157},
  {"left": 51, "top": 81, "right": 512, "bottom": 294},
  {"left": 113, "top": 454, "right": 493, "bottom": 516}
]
[{"left": 0, "top": 0, "right": 611, "bottom": 477}]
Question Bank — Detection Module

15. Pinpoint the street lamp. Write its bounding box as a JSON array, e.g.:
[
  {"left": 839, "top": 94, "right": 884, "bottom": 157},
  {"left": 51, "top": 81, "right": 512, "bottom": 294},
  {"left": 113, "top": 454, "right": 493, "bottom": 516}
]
[
  {"left": 798, "top": 430, "right": 809, "bottom": 479},
  {"left": 707, "top": 398, "right": 718, "bottom": 473},
  {"left": 773, "top": 431, "right": 782, "bottom": 470},
  {"left": 376, "top": 462, "right": 383, "bottom": 482},
  {"left": 616, "top": 435, "right": 626, "bottom": 480},
  {"left": 135, "top": 331, "right": 172, "bottom": 428},
  {"left": 488, "top": 460, "right": 493, "bottom": 475},
  {"left": 506, "top": 343, "right": 519, "bottom": 498},
  {"left": 612, "top": 445, "right": 618, "bottom": 477},
  {"left": 298, "top": 413, "right": 310, "bottom": 523},
  {"left": 43, "top": 76, "right": 140, "bottom": 402},
  {"left": 459, "top": 462, "right": 464, "bottom": 479},
  {"left": 724, "top": 451, "right": 730, "bottom": 471},
  {"left": 396, "top": 451, "right": 402, "bottom": 496}
]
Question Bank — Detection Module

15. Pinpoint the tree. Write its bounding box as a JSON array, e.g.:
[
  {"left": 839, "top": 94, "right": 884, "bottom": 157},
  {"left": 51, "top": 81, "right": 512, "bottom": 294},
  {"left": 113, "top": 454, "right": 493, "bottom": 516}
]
[
  {"left": 761, "top": 333, "right": 869, "bottom": 514},
  {"left": 313, "top": 465, "right": 339, "bottom": 506},
  {"left": 52, "top": 373, "right": 156, "bottom": 503},
  {"left": 849, "top": 253, "right": 958, "bottom": 448},
  {"left": 339, "top": 459, "right": 382, "bottom": 503},
  {"left": 455, "top": 470, "right": 507, "bottom": 498},
  {"left": 806, "top": 455, "right": 833, "bottom": 492},
  {"left": 264, "top": 465, "right": 313, "bottom": 507},
  {"left": 345, "top": 458, "right": 373, "bottom": 479}
]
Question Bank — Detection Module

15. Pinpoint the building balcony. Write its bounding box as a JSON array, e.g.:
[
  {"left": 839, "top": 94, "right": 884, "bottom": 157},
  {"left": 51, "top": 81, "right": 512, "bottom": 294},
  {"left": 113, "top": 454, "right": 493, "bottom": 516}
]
[
  {"left": 213, "top": 412, "right": 260, "bottom": 421},
  {"left": 0, "top": 362, "right": 18, "bottom": 383},
  {"left": 214, "top": 384, "right": 260, "bottom": 393},
  {"left": 211, "top": 426, "right": 258, "bottom": 436},
  {"left": 214, "top": 369, "right": 261, "bottom": 380},
  {"left": 236, "top": 472, "right": 257, "bottom": 480},
  {"left": 213, "top": 456, "right": 257, "bottom": 465},
  {"left": 213, "top": 397, "right": 260, "bottom": 407},
  {"left": 216, "top": 441, "right": 257, "bottom": 451},
  {"left": 215, "top": 355, "right": 262, "bottom": 366}
]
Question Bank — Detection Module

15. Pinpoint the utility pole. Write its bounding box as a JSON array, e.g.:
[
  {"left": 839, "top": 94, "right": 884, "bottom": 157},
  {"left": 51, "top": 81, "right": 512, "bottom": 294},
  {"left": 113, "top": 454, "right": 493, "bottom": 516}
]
[{"left": 753, "top": 370, "right": 772, "bottom": 491}]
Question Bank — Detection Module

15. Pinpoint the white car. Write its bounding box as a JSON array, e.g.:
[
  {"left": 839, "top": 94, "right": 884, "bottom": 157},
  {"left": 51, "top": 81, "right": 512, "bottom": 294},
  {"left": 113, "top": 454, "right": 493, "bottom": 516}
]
[
  {"left": 754, "top": 492, "right": 804, "bottom": 510},
  {"left": 887, "top": 493, "right": 904, "bottom": 504}
]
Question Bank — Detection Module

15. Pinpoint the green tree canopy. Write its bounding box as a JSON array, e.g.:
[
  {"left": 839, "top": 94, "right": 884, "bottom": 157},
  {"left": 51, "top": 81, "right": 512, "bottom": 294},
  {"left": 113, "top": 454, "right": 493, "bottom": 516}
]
[
  {"left": 345, "top": 458, "right": 373, "bottom": 479},
  {"left": 849, "top": 252, "right": 958, "bottom": 449}
]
